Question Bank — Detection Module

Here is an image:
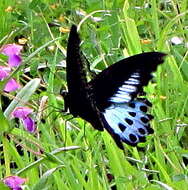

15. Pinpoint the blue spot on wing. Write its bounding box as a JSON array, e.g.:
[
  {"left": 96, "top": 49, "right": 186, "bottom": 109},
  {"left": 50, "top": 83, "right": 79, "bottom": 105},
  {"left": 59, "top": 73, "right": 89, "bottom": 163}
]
[
  {"left": 109, "top": 72, "right": 140, "bottom": 103},
  {"left": 102, "top": 99, "right": 153, "bottom": 147}
]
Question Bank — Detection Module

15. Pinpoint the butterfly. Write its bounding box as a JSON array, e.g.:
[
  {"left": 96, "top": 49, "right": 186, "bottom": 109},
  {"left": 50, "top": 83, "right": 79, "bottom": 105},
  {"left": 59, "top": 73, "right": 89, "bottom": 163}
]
[{"left": 62, "top": 25, "right": 166, "bottom": 149}]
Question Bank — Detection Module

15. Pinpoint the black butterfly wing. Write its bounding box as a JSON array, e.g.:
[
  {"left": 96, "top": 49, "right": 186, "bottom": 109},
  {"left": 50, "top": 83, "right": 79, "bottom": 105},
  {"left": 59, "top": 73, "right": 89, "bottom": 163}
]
[
  {"left": 65, "top": 25, "right": 166, "bottom": 149},
  {"left": 89, "top": 52, "right": 166, "bottom": 149},
  {"left": 65, "top": 25, "right": 104, "bottom": 131},
  {"left": 89, "top": 52, "right": 166, "bottom": 111}
]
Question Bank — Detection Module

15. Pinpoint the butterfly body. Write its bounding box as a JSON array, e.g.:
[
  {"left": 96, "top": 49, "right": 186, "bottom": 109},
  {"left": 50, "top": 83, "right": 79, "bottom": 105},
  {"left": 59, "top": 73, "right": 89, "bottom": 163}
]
[{"left": 63, "top": 25, "right": 166, "bottom": 149}]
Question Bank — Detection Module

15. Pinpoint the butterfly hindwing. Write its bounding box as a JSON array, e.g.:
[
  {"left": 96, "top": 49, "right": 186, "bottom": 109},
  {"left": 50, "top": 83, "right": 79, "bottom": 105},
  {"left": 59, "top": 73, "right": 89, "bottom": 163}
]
[
  {"left": 102, "top": 99, "right": 154, "bottom": 149},
  {"left": 64, "top": 24, "right": 166, "bottom": 149}
]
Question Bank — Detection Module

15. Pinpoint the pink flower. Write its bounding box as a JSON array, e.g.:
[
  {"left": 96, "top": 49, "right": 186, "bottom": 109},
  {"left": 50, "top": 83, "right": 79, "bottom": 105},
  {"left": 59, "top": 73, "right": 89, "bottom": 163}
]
[
  {"left": 0, "top": 44, "right": 22, "bottom": 92},
  {"left": 0, "top": 66, "right": 11, "bottom": 80},
  {"left": 12, "top": 107, "right": 36, "bottom": 133},
  {"left": 4, "top": 78, "right": 21, "bottom": 92},
  {"left": 3, "top": 176, "right": 26, "bottom": 190},
  {"left": 23, "top": 117, "right": 35, "bottom": 132},
  {"left": 1, "top": 44, "right": 23, "bottom": 67}
]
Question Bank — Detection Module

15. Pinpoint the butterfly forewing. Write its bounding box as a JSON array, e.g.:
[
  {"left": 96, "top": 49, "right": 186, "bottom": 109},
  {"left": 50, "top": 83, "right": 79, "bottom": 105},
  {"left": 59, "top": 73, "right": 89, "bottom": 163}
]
[
  {"left": 89, "top": 52, "right": 166, "bottom": 111},
  {"left": 65, "top": 25, "right": 104, "bottom": 131},
  {"left": 64, "top": 24, "right": 166, "bottom": 149}
]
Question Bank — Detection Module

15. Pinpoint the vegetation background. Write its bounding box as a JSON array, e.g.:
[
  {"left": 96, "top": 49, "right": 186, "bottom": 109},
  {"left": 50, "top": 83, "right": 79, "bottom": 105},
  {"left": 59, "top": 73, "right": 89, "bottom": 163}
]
[{"left": 0, "top": 0, "right": 188, "bottom": 189}]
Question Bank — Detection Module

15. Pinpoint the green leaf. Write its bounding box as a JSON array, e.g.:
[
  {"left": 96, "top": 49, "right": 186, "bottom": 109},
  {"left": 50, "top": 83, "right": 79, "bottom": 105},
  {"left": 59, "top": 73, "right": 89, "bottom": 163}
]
[
  {"left": 0, "top": 181, "right": 10, "bottom": 190},
  {"left": 0, "top": 109, "right": 10, "bottom": 134},
  {"left": 44, "top": 152, "right": 64, "bottom": 165},
  {"left": 32, "top": 166, "right": 64, "bottom": 190},
  {"left": 0, "top": 53, "right": 8, "bottom": 63},
  {"left": 4, "top": 78, "right": 41, "bottom": 118},
  {"left": 29, "top": 0, "right": 42, "bottom": 9}
]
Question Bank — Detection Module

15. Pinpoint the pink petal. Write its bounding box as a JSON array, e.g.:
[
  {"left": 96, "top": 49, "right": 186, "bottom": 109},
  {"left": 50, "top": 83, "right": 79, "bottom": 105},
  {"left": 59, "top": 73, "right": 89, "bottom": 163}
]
[
  {"left": 0, "top": 66, "right": 11, "bottom": 80},
  {"left": 1, "top": 44, "right": 23, "bottom": 56},
  {"left": 3, "top": 176, "right": 26, "bottom": 189},
  {"left": 1, "top": 44, "right": 23, "bottom": 67},
  {"left": 12, "top": 107, "right": 33, "bottom": 119},
  {"left": 4, "top": 78, "right": 21, "bottom": 92},
  {"left": 23, "top": 117, "right": 36, "bottom": 133},
  {"left": 8, "top": 54, "right": 22, "bottom": 67}
]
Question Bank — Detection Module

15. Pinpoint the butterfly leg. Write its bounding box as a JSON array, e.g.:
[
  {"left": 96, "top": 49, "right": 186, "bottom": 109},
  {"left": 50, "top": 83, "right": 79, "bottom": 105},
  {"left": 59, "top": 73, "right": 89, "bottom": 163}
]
[{"left": 60, "top": 90, "right": 70, "bottom": 113}]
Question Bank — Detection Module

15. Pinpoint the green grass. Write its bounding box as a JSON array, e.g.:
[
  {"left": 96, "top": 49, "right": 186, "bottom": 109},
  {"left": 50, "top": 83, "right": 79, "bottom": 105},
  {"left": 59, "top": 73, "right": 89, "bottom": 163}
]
[{"left": 0, "top": 0, "right": 188, "bottom": 189}]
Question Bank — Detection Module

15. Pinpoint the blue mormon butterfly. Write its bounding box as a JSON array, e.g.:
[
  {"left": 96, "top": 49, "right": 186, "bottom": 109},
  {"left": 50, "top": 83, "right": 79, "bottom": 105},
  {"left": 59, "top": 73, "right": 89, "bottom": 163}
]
[{"left": 62, "top": 25, "right": 166, "bottom": 149}]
